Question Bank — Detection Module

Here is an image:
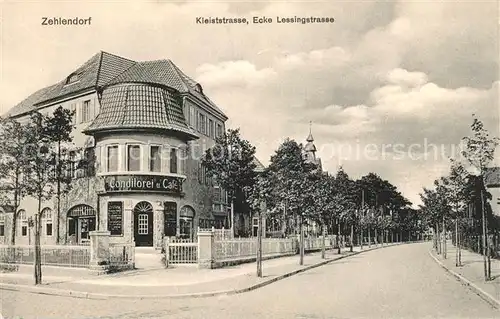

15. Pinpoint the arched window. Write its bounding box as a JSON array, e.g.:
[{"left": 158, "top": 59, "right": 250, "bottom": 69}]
[
  {"left": 17, "top": 209, "right": 27, "bottom": 237},
  {"left": 179, "top": 205, "right": 195, "bottom": 240},
  {"left": 41, "top": 208, "right": 53, "bottom": 237}
]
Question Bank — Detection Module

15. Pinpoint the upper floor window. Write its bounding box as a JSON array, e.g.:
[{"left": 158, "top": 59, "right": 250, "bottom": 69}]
[
  {"left": 81, "top": 100, "right": 92, "bottom": 123},
  {"left": 216, "top": 124, "right": 223, "bottom": 138},
  {"left": 170, "top": 148, "right": 178, "bottom": 174},
  {"left": 127, "top": 145, "right": 141, "bottom": 171},
  {"left": 107, "top": 145, "right": 119, "bottom": 172},
  {"left": 70, "top": 103, "right": 77, "bottom": 124},
  {"left": 209, "top": 119, "right": 215, "bottom": 138},
  {"left": 189, "top": 107, "right": 195, "bottom": 127},
  {"left": 198, "top": 113, "right": 206, "bottom": 135},
  {"left": 150, "top": 145, "right": 161, "bottom": 172}
]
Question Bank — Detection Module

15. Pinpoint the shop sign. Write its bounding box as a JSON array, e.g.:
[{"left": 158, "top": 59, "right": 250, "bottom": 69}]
[
  {"left": 108, "top": 201, "right": 123, "bottom": 236},
  {"left": 104, "top": 175, "right": 183, "bottom": 194}
]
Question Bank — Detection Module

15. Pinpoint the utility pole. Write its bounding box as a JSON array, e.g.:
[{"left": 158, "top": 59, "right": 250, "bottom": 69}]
[
  {"left": 361, "top": 190, "right": 364, "bottom": 250},
  {"left": 256, "top": 202, "right": 264, "bottom": 277},
  {"left": 480, "top": 189, "right": 491, "bottom": 280},
  {"left": 299, "top": 213, "right": 305, "bottom": 265}
]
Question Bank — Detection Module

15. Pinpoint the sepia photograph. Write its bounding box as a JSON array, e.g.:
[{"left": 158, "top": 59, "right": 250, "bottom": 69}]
[{"left": 0, "top": 0, "right": 499, "bottom": 318}]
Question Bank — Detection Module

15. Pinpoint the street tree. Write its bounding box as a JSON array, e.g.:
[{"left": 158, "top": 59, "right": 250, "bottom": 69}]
[
  {"left": 0, "top": 117, "right": 32, "bottom": 244},
  {"left": 43, "top": 106, "right": 75, "bottom": 243},
  {"left": 441, "top": 160, "right": 468, "bottom": 266},
  {"left": 264, "top": 139, "right": 317, "bottom": 265},
  {"left": 202, "top": 128, "right": 257, "bottom": 236},
  {"left": 23, "top": 112, "right": 55, "bottom": 284},
  {"left": 461, "top": 116, "right": 499, "bottom": 280}
]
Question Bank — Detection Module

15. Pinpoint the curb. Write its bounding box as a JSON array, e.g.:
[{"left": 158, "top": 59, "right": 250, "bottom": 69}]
[
  {"left": 0, "top": 242, "right": 419, "bottom": 300},
  {"left": 428, "top": 250, "right": 500, "bottom": 310}
]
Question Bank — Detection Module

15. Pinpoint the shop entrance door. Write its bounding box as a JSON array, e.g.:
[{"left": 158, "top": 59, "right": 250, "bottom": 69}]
[{"left": 133, "top": 201, "right": 154, "bottom": 246}]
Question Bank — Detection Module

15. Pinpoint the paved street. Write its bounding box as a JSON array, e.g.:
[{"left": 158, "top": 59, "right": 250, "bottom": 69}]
[{"left": 2, "top": 242, "right": 498, "bottom": 319}]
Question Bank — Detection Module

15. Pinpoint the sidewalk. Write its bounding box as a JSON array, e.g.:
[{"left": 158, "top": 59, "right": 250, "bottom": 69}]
[
  {"left": 430, "top": 242, "right": 500, "bottom": 308},
  {"left": 0, "top": 243, "right": 402, "bottom": 299}
]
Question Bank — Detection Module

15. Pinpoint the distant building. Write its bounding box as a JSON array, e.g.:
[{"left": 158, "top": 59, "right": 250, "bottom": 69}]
[
  {"left": 485, "top": 167, "right": 500, "bottom": 216},
  {"left": 0, "top": 51, "right": 230, "bottom": 248}
]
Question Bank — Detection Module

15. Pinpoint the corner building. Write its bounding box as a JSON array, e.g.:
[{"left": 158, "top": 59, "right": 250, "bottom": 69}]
[{"left": 2, "top": 52, "right": 229, "bottom": 249}]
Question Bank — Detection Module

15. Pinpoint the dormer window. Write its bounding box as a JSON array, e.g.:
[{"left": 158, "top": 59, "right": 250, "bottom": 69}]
[
  {"left": 66, "top": 73, "right": 79, "bottom": 85},
  {"left": 194, "top": 84, "right": 203, "bottom": 93}
]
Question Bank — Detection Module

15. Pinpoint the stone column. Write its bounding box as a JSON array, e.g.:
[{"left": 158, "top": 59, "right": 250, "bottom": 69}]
[
  {"left": 197, "top": 231, "right": 214, "bottom": 269},
  {"left": 89, "top": 230, "right": 110, "bottom": 275}
]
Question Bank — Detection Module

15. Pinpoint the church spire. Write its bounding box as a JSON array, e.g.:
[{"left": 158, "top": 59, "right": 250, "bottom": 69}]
[
  {"left": 307, "top": 121, "right": 314, "bottom": 142},
  {"left": 304, "top": 121, "right": 316, "bottom": 154}
]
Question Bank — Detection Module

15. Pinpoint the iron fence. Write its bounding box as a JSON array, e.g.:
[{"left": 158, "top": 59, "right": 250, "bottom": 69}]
[
  {"left": 108, "top": 243, "right": 135, "bottom": 267},
  {"left": 0, "top": 245, "right": 90, "bottom": 268}
]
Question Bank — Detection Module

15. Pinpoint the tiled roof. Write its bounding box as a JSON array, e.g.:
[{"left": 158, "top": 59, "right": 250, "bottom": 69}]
[
  {"left": 5, "top": 52, "right": 135, "bottom": 117},
  {"left": 485, "top": 167, "right": 500, "bottom": 187},
  {"left": 252, "top": 157, "right": 266, "bottom": 173},
  {"left": 108, "top": 59, "right": 227, "bottom": 118},
  {"left": 5, "top": 51, "right": 227, "bottom": 124},
  {"left": 84, "top": 83, "right": 197, "bottom": 139}
]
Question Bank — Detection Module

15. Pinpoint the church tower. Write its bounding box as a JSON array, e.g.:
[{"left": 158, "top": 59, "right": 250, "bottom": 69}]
[{"left": 304, "top": 122, "right": 322, "bottom": 171}]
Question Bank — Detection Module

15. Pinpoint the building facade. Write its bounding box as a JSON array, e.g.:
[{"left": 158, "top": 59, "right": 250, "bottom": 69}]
[
  {"left": 1, "top": 51, "right": 230, "bottom": 249},
  {"left": 485, "top": 167, "right": 500, "bottom": 217}
]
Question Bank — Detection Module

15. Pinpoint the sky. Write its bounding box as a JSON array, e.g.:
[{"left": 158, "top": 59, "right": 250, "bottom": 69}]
[{"left": 1, "top": 0, "right": 499, "bottom": 206}]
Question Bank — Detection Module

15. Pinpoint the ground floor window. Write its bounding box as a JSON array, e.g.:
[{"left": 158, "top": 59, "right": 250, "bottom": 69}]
[
  {"left": 67, "top": 205, "right": 96, "bottom": 244},
  {"left": 41, "top": 208, "right": 53, "bottom": 237},
  {"left": 179, "top": 206, "right": 195, "bottom": 240},
  {"left": 0, "top": 212, "right": 4, "bottom": 237}
]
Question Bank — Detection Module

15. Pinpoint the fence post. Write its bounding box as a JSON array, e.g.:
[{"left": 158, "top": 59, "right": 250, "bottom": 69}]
[
  {"left": 164, "top": 237, "right": 170, "bottom": 268},
  {"left": 198, "top": 230, "right": 215, "bottom": 269},
  {"left": 89, "top": 230, "right": 110, "bottom": 275}
]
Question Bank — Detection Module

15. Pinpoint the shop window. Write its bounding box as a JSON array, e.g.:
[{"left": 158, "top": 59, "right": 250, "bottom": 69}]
[
  {"left": 0, "top": 212, "right": 5, "bottom": 237},
  {"left": 67, "top": 205, "right": 96, "bottom": 244},
  {"left": 68, "top": 218, "right": 76, "bottom": 236},
  {"left": 41, "top": 208, "right": 52, "bottom": 237},
  {"left": 127, "top": 145, "right": 141, "bottom": 171},
  {"left": 150, "top": 145, "right": 161, "bottom": 172},
  {"left": 170, "top": 148, "right": 178, "bottom": 174},
  {"left": 107, "top": 145, "right": 119, "bottom": 172}
]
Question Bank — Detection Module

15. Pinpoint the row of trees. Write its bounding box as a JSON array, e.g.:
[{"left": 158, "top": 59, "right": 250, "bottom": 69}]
[
  {"left": 419, "top": 117, "right": 499, "bottom": 281},
  {"left": 0, "top": 107, "right": 75, "bottom": 284},
  {"left": 203, "top": 129, "right": 423, "bottom": 274}
]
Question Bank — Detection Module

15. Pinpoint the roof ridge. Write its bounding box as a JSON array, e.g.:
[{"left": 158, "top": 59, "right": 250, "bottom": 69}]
[
  {"left": 101, "top": 51, "right": 136, "bottom": 63},
  {"left": 95, "top": 52, "right": 105, "bottom": 87},
  {"left": 166, "top": 59, "right": 190, "bottom": 92}
]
